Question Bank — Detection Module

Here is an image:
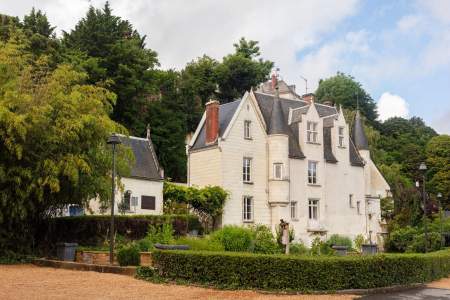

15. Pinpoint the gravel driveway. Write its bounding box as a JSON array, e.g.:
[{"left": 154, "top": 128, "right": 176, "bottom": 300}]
[{"left": 0, "top": 264, "right": 357, "bottom": 300}]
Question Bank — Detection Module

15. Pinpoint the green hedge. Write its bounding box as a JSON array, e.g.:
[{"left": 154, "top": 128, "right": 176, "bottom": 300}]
[
  {"left": 144, "top": 249, "right": 450, "bottom": 291},
  {"left": 36, "top": 214, "right": 202, "bottom": 253}
]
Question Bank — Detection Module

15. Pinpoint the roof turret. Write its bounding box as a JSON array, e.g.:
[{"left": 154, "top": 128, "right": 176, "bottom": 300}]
[{"left": 352, "top": 110, "right": 369, "bottom": 150}]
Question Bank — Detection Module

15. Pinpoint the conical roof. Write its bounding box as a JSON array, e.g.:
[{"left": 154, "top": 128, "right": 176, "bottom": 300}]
[
  {"left": 268, "top": 93, "right": 288, "bottom": 135},
  {"left": 352, "top": 110, "right": 369, "bottom": 150}
]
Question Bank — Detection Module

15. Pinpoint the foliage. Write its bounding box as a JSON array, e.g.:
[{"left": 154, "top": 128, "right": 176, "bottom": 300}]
[
  {"left": 315, "top": 72, "right": 378, "bottom": 124},
  {"left": 326, "top": 234, "right": 353, "bottom": 249},
  {"left": 289, "top": 242, "right": 309, "bottom": 256},
  {"left": 210, "top": 225, "right": 253, "bottom": 252},
  {"left": 406, "top": 232, "right": 442, "bottom": 253},
  {"left": 175, "top": 236, "right": 224, "bottom": 252},
  {"left": 386, "top": 226, "right": 418, "bottom": 252},
  {"left": 310, "top": 237, "right": 335, "bottom": 256},
  {"left": 146, "top": 223, "right": 174, "bottom": 245},
  {"left": 36, "top": 214, "right": 202, "bottom": 254},
  {"left": 426, "top": 135, "right": 450, "bottom": 208},
  {"left": 251, "top": 225, "right": 280, "bottom": 254},
  {"left": 149, "top": 249, "right": 450, "bottom": 291},
  {"left": 0, "top": 31, "right": 131, "bottom": 256},
  {"left": 354, "top": 234, "right": 365, "bottom": 253},
  {"left": 117, "top": 243, "right": 140, "bottom": 266},
  {"left": 164, "top": 182, "right": 228, "bottom": 230},
  {"left": 275, "top": 224, "right": 295, "bottom": 247}
]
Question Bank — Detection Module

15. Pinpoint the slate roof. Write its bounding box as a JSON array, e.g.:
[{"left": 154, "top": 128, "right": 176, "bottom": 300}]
[
  {"left": 189, "top": 91, "right": 365, "bottom": 167},
  {"left": 352, "top": 110, "right": 369, "bottom": 150},
  {"left": 191, "top": 100, "right": 241, "bottom": 151},
  {"left": 119, "top": 135, "right": 163, "bottom": 181}
]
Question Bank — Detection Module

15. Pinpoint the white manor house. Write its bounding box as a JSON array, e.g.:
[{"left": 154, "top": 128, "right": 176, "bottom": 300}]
[{"left": 187, "top": 76, "right": 390, "bottom": 246}]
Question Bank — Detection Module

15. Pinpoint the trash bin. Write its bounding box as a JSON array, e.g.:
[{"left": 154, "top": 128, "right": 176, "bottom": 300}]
[
  {"left": 56, "top": 242, "right": 78, "bottom": 261},
  {"left": 331, "top": 245, "right": 348, "bottom": 256}
]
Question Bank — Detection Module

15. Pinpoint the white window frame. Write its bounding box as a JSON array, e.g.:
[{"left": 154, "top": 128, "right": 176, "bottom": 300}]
[
  {"left": 290, "top": 201, "right": 298, "bottom": 220},
  {"left": 243, "top": 157, "right": 252, "bottom": 183},
  {"left": 308, "top": 160, "right": 318, "bottom": 184},
  {"left": 273, "top": 163, "right": 283, "bottom": 180},
  {"left": 308, "top": 199, "right": 319, "bottom": 220},
  {"left": 243, "top": 196, "right": 253, "bottom": 222},
  {"left": 349, "top": 194, "right": 353, "bottom": 208},
  {"left": 307, "top": 121, "right": 318, "bottom": 143},
  {"left": 338, "top": 126, "right": 345, "bottom": 147},
  {"left": 244, "top": 120, "right": 252, "bottom": 139}
]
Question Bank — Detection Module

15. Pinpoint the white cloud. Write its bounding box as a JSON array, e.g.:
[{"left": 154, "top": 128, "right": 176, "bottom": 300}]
[
  {"left": 377, "top": 92, "right": 410, "bottom": 121},
  {"left": 397, "top": 14, "right": 422, "bottom": 31},
  {"left": 431, "top": 109, "right": 450, "bottom": 134},
  {"left": 418, "top": 0, "right": 450, "bottom": 24}
]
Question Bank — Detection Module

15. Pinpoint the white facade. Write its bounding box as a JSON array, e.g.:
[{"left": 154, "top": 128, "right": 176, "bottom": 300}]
[{"left": 188, "top": 89, "right": 390, "bottom": 246}]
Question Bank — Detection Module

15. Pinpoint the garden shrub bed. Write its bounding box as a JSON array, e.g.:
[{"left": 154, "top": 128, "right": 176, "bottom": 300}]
[
  {"left": 36, "top": 214, "right": 202, "bottom": 253},
  {"left": 143, "top": 249, "right": 450, "bottom": 291}
]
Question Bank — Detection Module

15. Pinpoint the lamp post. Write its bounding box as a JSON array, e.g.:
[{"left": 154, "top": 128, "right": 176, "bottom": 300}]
[
  {"left": 419, "top": 162, "right": 428, "bottom": 252},
  {"left": 438, "top": 192, "right": 443, "bottom": 248},
  {"left": 107, "top": 133, "right": 121, "bottom": 264}
]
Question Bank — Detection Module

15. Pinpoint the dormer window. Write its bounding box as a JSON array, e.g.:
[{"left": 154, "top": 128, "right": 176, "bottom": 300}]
[
  {"left": 338, "top": 126, "right": 345, "bottom": 147},
  {"left": 273, "top": 163, "right": 283, "bottom": 180},
  {"left": 244, "top": 120, "right": 252, "bottom": 139},
  {"left": 307, "top": 121, "right": 318, "bottom": 143}
]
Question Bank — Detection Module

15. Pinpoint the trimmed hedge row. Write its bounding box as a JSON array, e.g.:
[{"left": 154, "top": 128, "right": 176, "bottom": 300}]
[
  {"left": 36, "top": 214, "right": 202, "bottom": 251},
  {"left": 146, "top": 249, "right": 450, "bottom": 291}
]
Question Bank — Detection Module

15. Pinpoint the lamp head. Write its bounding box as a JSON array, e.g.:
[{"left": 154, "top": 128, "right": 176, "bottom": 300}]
[
  {"left": 107, "top": 133, "right": 122, "bottom": 145},
  {"left": 419, "top": 162, "right": 427, "bottom": 171},
  {"left": 437, "top": 192, "right": 443, "bottom": 198}
]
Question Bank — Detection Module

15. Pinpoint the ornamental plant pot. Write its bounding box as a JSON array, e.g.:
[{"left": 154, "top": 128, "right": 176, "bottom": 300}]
[
  {"left": 361, "top": 244, "right": 378, "bottom": 255},
  {"left": 331, "top": 245, "right": 348, "bottom": 256},
  {"left": 56, "top": 242, "right": 78, "bottom": 261}
]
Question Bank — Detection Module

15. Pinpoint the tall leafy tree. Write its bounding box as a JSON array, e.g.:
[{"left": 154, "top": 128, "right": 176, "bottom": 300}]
[
  {"left": 216, "top": 37, "right": 273, "bottom": 102},
  {"left": 426, "top": 135, "right": 450, "bottom": 208},
  {"left": 0, "top": 30, "right": 131, "bottom": 255},
  {"left": 62, "top": 2, "right": 158, "bottom": 134},
  {"left": 315, "top": 72, "right": 378, "bottom": 124}
]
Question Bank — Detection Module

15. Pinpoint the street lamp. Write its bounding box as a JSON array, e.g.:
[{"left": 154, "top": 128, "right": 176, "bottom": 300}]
[
  {"left": 107, "top": 133, "right": 121, "bottom": 264},
  {"left": 437, "top": 192, "right": 443, "bottom": 248},
  {"left": 419, "top": 162, "right": 428, "bottom": 252}
]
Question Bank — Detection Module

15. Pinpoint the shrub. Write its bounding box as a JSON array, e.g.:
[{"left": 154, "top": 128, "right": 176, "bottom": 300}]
[
  {"left": 210, "top": 226, "right": 253, "bottom": 252},
  {"left": 289, "top": 243, "right": 309, "bottom": 255},
  {"left": 147, "top": 224, "right": 174, "bottom": 245},
  {"left": 326, "top": 234, "right": 353, "bottom": 249},
  {"left": 386, "top": 226, "right": 418, "bottom": 252},
  {"left": 406, "top": 232, "right": 442, "bottom": 253},
  {"left": 175, "top": 236, "right": 224, "bottom": 252},
  {"left": 251, "top": 225, "right": 280, "bottom": 254},
  {"left": 149, "top": 249, "right": 450, "bottom": 291},
  {"left": 136, "top": 238, "right": 153, "bottom": 252},
  {"left": 117, "top": 243, "right": 140, "bottom": 266},
  {"left": 310, "top": 237, "right": 335, "bottom": 256},
  {"left": 354, "top": 234, "right": 365, "bottom": 252}
]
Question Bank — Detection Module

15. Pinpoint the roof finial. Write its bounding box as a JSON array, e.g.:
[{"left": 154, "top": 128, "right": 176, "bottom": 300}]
[
  {"left": 271, "top": 67, "right": 280, "bottom": 98},
  {"left": 146, "top": 124, "right": 151, "bottom": 140}
]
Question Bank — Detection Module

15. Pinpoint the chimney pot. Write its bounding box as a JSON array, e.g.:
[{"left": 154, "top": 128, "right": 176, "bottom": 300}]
[{"left": 205, "top": 99, "right": 220, "bottom": 145}]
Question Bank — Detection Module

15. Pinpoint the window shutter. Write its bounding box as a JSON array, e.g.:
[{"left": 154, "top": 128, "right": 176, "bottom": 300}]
[{"left": 141, "top": 196, "right": 156, "bottom": 210}]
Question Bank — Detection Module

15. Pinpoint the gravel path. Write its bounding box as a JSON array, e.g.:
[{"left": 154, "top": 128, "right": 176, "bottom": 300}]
[{"left": 0, "top": 264, "right": 357, "bottom": 300}]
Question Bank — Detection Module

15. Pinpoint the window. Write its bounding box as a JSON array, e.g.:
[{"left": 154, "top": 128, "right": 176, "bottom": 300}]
[
  {"left": 290, "top": 201, "right": 297, "bottom": 220},
  {"left": 356, "top": 200, "right": 361, "bottom": 214},
  {"left": 308, "top": 199, "right": 319, "bottom": 220},
  {"left": 349, "top": 194, "right": 353, "bottom": 208},
  {"left": 244, "top": 120, "right": 251, "bottom": 139},
  {"left": 131, "top": 196, "right": 138, "bottom": 208},
  {"left": 338, "top": 126, "right": 345, "bottom": 147},
  {"left": 308, "top": 161, "right": 318, "bottom": 184},
  {"left": 122, "top": 190, "right": 131, "bottom": 211},
  {"left": 243, "top": 157, "right": 252, "bottom": 183},
  {"left": 141, "top": 195, "right": 155, "bottom": 210},
  {"left": 273, "top": 163, "right": 283, "bottom": 180},
  {"left": 243, "top": 196, "right": 253, "bottom": 222},
  {"left": 307, "top": 121, "right": 318, "bottom": 143}
]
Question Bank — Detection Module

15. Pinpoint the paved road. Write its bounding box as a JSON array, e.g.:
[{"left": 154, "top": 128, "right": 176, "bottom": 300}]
[{"left": 361, "top": 287, "right": 450, "bottom": 300}]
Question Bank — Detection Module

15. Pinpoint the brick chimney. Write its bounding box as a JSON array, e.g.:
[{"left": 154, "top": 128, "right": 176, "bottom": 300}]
[
  {"left": 302, "top": 93, "right": 315, "bottom": 104},
  {"left": 205, "top": 99, "right": 220, "bottom": 145}
]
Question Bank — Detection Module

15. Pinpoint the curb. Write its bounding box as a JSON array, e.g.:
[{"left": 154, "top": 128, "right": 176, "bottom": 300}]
[
  {"left": 336, "top": 283, "right": 426, "bottom": 295},
  {"left": 32, "top": 258, "right": 136, "bottom": 276}
]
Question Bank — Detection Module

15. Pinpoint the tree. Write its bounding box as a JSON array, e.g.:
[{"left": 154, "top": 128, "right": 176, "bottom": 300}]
[
  {"left": 0, "top": 31, "right": 131, "bottom": 256},
  {"left": 315, "top": 72, "right": 378, "bottom": 124},
  {"left": 426, "top": 135, "right": 450, "bottom": 208},
  {"left": 216, "top": 37, "right": 273, "bottom": 102},
  {"left": 62, "top": 2, "right": 158, "bottom": 134}
]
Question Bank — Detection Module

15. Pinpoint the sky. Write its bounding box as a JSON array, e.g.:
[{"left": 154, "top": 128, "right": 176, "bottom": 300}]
[{"left": 1, "top": 0, "right": 449, "bottom": 133}]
